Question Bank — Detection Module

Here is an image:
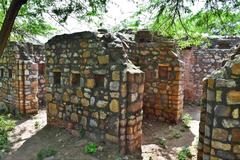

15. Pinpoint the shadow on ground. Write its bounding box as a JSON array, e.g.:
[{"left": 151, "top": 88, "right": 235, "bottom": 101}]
[
  {"left": 3, "top": 106, "right": 200, "bottom": 160},
  {"left": 141, "top": 105, "right": 200, "bottom": 160}
]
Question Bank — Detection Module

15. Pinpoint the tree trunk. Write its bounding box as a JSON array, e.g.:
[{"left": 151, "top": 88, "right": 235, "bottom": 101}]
[{"left": 0, "top": 0, "right": 28, "bottom": 57}]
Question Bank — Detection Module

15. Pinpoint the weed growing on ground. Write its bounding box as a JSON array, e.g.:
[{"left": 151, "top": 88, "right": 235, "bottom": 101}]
[
  {"left": 173, "top": 132, "right": 182, "bottom": 139},
  {"left": 37, "top": 147, "right": 57, "bottom": 160},
  {"left": 157, "top": 137, "right": 167, "bottom": 148},
  {"left": 34, "top": 121, "right": 40, "bottom": 129},
  {"left": 0, "top": 115, "right": 15, "bottom": 152},
  {"left": 79, "top": 128, "right": 86, "bottom": 138},
  {"left": 178, "top": 147, "right": 192, "bottom": 160},
  {"left": 84, "top": 142, "right": 97, "bottom": 154},
  {"left": 181, "top": 113, "right": 192, "bottom": 128},
  {"left": 115, "top": 155, "right": 122, "bottom": 160}
]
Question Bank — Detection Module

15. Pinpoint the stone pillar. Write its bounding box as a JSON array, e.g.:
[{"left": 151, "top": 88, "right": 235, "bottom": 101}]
[
  {"left": 198, "top": 47, "right": 240, "bottom": 159},
  {"left": 124, "top": 71, "right": 144, "bottom": 153}
]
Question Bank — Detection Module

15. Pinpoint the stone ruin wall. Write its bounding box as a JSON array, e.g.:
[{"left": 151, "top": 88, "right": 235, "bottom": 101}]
[
  {"left": 198, "top": 44, "right": 240, "bottom": 160},
  {"left": 0, "top": 30, "right": 185, "bottom": 154},
  {"left": 33, "top": 45, "right": 46, "bottom": 108},
  {"left": 124, "top": 30, "right": 184, "bottom": 123},
  {"left": 181, "top": 37, "right": 240, "bottom": 104},
  {"left": 45, "top": 31, "right": 144, "bottom": 154},
  {"left": 0, "top": 42, "right": 43, "bottom": 114}
]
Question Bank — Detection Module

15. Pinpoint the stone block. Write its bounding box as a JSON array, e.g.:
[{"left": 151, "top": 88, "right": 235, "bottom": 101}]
[
  {"left": 112, "top": 71, "right": 120, "bottom": 81},
  {"left": 109, "top": 99, "right": 119, "bottom": 113},
  {"left": 214, "top": 105, "right": 231, "bottom": 117},
  {"left": 98, "top": 55, "right": 109, "bottom": 64},
  {"left": 82, "top": 51, "right": 90, "bottom": 58},
  {"left": 212, "top": 128, "right": 228, "bottom": 141},
  {"left": 105, "top": 133, "right": 118, "bottom": 143},
  {"left": 211, "top": 141, "right": 231, "bottom": 150},
  {"left": 48, "top": 103, "right": 58, "bottom": 116},
  {"left": 86, "top": 79, "right": 95, "bottom": 88},
  {"left": 45, "top": 93, "right": 53, "bottom": 101},
  {"left": 96, "top": 100, "right": 108, "bottom": 108},
  {"left": 233, "top": 145, "right": 240, "bottom": 153},
  {"left": 216, "top": 90, "right": 222, "bottom": 102},
  {"left": 222, "top": 119, "right": 240, "bottom": 128},
  {"left": 81, "top": 98, "right": 89, "bottom": 107},
  {"left": 207, "top": 90, "right": 215, "bottom": 101},
  {"left": 62, "top": 92, "right": 69, "bottom": 102},
  {"left": 231, "top": 63, "right": 240, "bottom": 75},
  {"left": 99, "top": 111, "right": 107, "bottom": 119},
  {"left": 110, "top": 81, "right": 120, "bottom": 91},
  {"left": 232, "top": 129, "right": 240, "bottom": 142},
  {"left": 70, "top": 113, "right": 79, "bottom": 122},
  {"left": 208, "top": 78, "right": 215, "bottom": 89},
  {"left": 121, "top": 83, "right": 127, "bottom": 97},
  {"left": 127, "top": 101, "right": 142, "bottom": 113},
  {"left": 232, "top": 109, "right": 239, "bottom": 119},
  {"left": 227, "top": 91, "right": 240, "bottom": 105}
]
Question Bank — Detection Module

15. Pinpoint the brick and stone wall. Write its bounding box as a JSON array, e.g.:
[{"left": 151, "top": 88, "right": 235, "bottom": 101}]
[
  {"left": 198, "top": 44, "right": 240, "bottom": 160},
  {"left": 0, "top": 42, "right": 42, "bottom": 114},
  {"left": 181, "top": 37, "right": 240, "bottom": 104},
  {"left": 124, "top": 30, "right": 184, "bottom": 123},
  {"left": 45, "top": 31, "right": 144, "bottom": 154},
  {"left": 34, "top": 45, "right": 46, "bottom": 107}
]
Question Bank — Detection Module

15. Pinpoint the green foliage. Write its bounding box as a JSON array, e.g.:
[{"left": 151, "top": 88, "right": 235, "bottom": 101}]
[
  {"left": 122, "top": 0, "right": 240, "bottom": 48},
  {"left": 37, "top": 147, "right": 57, "bottom": 160},
  {"left": 0, "top": 0, "right": 55, "bottom": 42},
  {"left": 79, "top": 128, "right": 86, "bottom": 138},
  {"left": 181, "top": 113, "right": 193, "bottom": 128},
  {"left": 178, "top": 147, "right": 192, "bottom": 160},
  {"left": 157, "top": 137, "right": 167, "bottom": 148},
  {"left": 84, "top": 142, "right": 97, "bottom": 154},
  {"left": 172, "top": 132, "right": 182, "bottom": 139},
  {"left": 0, "top": 0, "right": 109, "bottom": 42},
  {"left": 0, "top": 115, "right": 15, "bottom": 152},
  {"left": 34, "top": 121, "right": 40, "bottom": 129}
]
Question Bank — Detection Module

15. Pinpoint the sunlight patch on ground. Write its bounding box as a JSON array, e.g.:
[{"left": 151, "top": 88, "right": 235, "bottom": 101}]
[
  {"left": 141, "top": 144, "right": 176, "bottom": 160},
  {"left": 8, "top": 110, "right": 47, "bottom": 153},
  {"left": 141, "top": 118, "right": 200, "bottom": 160}
]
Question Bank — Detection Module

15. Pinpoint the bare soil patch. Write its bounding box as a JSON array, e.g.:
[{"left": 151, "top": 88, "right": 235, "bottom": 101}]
[{"left": 2, "top": 105, "right": 200, "bottom": 160}]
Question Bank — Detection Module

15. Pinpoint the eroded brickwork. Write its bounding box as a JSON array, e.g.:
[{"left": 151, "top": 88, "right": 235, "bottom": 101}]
[
  {"left": 198, "top": 44, "right": 240, "bottom": 160},
  {"left": 45, "top": 31, "right": 144, "bottom": 154},
  {"left": 0, "top": 42, "right": 43, "bottom": 114},
  {"left": 125, "top": 30, "right": 184, "bottom": 123},
  {"left": 181, "top": 37, "right": 240, "bottom": 104}
]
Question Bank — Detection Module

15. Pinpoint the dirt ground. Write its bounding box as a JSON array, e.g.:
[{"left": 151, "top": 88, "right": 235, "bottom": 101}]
[{"left": 2, "top": 105, "right": 200, "bottom": 160}]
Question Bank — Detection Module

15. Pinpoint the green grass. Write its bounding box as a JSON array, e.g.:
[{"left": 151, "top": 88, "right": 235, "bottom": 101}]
[
  {"left": 178, "top": 147, "right": 192, "bottom": 160},
  {"left": 84, "top": 142, "right": 97, "bottom": 154},
  {"left": 0, "top": 115, "right": 16, "bottom": 152},
  {"left": 37, "top": 147, "right": 57, "bottom": 160},
  {"left": 181, "top": 113, "right": 193, "bottom": 128},
  {"left": 157, "top": 137, "right": 167, "bottom": 148}
]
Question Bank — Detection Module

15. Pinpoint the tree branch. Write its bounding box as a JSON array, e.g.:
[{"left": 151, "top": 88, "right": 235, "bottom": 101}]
[{"left": 0, "top": 0, "right": 28, "bottom": 57}]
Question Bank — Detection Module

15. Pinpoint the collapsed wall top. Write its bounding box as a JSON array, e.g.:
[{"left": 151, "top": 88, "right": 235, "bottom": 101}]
[{"left": 208, "top": 44, "right": 240, "bottom": 79}]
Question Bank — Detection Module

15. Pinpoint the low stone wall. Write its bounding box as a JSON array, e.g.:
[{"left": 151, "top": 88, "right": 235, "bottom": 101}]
[
  {"left": 198, "top": 44, "right": 240, "bottom": 159},
  {"left": 45, "top": 31, "right": 144, "bottom": 154},
  {"left": 181, "top": 48, "right": 230, "bottom": 104},
  {"left": 181, "top": 37, "right": 240, "bottom": 104}
]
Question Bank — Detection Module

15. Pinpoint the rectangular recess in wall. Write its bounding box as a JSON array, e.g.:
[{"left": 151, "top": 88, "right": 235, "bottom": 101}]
[
  {"left": 0, "top": 68, "right": 4, "bottom": 78},
  {"left": 38, "top": 64, "right": 45, "bottom": 75},
  {"left": 53, "top": 72, "right": 61, "bottom": 85},
  {"left": 8, "top": 69, "right": 12, "bottom": 78},
  {"left": 71, "top": 73, "right": 80, "bottom": 86},
  {"left": 158, "top": 65, "right": 169, "bottom": 80},
  {"left": 95, "top": 75, "right": 105, "bottom": 88}
]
